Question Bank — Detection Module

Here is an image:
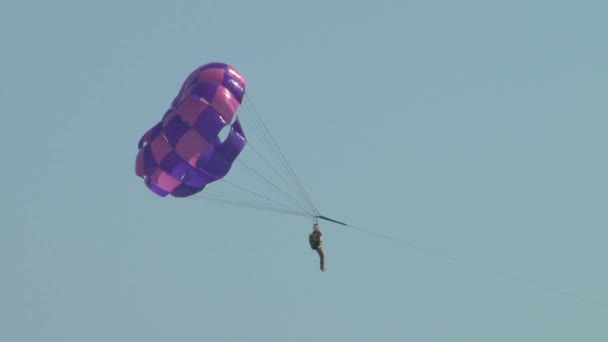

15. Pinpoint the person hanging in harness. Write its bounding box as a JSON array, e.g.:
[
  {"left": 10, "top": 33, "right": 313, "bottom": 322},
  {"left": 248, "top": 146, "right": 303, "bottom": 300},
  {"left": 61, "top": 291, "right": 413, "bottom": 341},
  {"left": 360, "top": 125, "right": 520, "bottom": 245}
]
[{"left": 309, "top": 223, "right": 325, "bottom": 272}]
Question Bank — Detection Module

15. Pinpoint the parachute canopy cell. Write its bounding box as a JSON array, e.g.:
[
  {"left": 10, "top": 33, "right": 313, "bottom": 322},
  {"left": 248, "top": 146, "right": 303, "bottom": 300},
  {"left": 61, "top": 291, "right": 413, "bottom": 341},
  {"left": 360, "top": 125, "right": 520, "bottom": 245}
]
[{"left": 135, "top": 62, "right": 247, "bottom": 198}]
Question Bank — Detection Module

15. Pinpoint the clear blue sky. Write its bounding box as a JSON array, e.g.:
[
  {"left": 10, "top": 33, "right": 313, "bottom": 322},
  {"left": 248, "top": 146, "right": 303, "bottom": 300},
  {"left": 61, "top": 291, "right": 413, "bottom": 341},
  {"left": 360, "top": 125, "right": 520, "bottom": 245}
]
[{"left": 2, "top": 1, "right": 607, "bottom": 341}]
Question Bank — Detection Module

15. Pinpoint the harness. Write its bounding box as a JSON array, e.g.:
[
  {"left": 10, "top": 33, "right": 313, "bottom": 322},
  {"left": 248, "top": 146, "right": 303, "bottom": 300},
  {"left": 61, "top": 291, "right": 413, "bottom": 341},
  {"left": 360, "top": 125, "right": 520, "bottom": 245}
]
[{"left": 309, "top": 233, "right": 322, "bottom": 250}]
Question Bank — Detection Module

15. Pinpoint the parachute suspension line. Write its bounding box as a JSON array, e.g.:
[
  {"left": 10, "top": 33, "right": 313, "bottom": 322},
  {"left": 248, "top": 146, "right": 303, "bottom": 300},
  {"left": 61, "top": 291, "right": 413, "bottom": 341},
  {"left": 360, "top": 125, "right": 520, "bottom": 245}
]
[
  {"left": 193, "top": 173, "right": 305, "bottom": 214},
  {"left": 241, "top": 94, "right": 318, "bottom": 213},
  {"left": 191, "top": 99, "right": 320, "bottom": 219},
  {"left": 232, "top": 110, "right": 313, "bottom": 215},
  {"left": 196, "top": 189, "right": 301, "bottom": 215},
  {"left": 193, "top": 165, "right": 313, "bottom": 217},
  {"left": 234, "top": 159, "right": 314, "bottom": 216},
  {"left": 193, "top": 195, "right": 313, "bottom": 218},
  {"left": 242, "top": 141, "right": 310, "bottom": 211},
  {"left": 201, "top": 184, "right": 308, "bottom": 216},
  {"left": 193, "top": 92, "right": 320, "bottom": 219},
  {"left": 221, "top": 178, "right": 312, "bottom": 216},
  {"left": 238, "top": 104, "right": 314, "bottom": 213}
]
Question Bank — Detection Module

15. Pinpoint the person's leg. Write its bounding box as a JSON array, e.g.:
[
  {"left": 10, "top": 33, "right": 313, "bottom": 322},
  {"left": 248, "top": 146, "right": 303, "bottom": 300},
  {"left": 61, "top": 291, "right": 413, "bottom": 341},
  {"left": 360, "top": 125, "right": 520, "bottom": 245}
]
[{"left": 317, "top": 248, "right": 325, "bottom": 271}]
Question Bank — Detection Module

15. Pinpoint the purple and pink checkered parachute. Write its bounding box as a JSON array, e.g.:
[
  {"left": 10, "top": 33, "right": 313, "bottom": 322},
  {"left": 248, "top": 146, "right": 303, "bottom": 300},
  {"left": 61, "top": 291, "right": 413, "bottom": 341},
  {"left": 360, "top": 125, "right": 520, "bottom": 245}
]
[
  {"left": 135, "top": 62, "right": 247, "bottom": 198},
  {"left": 134, "top": 62, "right": 327, "bottom": 221}
]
